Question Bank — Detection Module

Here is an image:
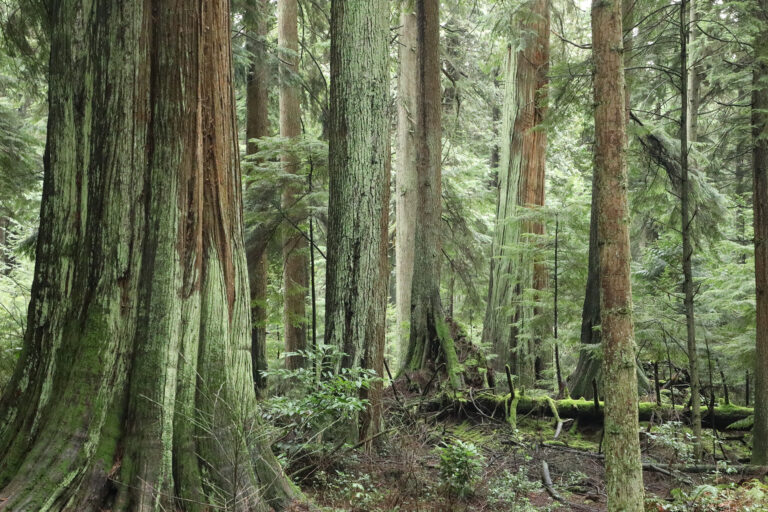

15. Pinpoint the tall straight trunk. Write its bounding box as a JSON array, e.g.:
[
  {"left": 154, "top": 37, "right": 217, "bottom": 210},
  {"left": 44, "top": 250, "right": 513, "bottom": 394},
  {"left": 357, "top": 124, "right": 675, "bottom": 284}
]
[
  {"left": 752, "top": 0, "right": 768, "bottom": 466},
  {"left": 481, "top": 0, "right": 549, "bottom": 389},
  {"left": 326, "top": 0, "right": 389, "bottom": 442},
  {"left": 403, "top": 0, "right": 461, "bottom": 389},
  {"left": 246, "top": 0, "right": 272, "bottom": 397},
  {"left": 278, "top": 0, "right": 308, "bottom": 369},
  {"left": 396, "top": 5, "right": 419, "bottom": 363},
  {"left": 0, "top": 1, "right": 297, "bottom": 510},
  {"left": 680, "top": 0, "right": 702, "bottom": 461},
  {"left": 568, "top": 0, "right": 650, "bottom": 400},
  {"left": 591, "top": 0, "right": 644, "bottom": 510}
]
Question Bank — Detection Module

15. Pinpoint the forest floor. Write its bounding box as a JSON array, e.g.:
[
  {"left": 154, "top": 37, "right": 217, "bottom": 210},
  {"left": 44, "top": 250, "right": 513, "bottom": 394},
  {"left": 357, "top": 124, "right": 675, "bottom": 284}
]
[{"left": 292, "top": 389, "right": 767, "bottom": 512}]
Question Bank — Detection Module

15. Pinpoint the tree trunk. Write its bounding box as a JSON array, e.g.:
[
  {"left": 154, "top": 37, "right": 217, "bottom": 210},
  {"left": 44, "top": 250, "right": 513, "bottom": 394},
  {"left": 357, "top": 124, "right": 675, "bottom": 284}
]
[
  {"left": 246, "top": 0, "right": 272, "bottom": 397},
  {"left": 481, "top": 0, "right": 549, "bottom": 389},
  {"left": 403, "top": 0, "right": 461, "bottom": 390},
  {"left": 0, "top": 216, "right": 11, "bottom": 276},
  {"left": 568, "top": 0, "right": 650, "bottom": 400},
  {"left": 680, "top": 0, "right": 703, "bottom": 461},
  {"left": 326, "top": 0, "right": 389, "bottom": 442},
  {"left": 591, "top": 0, "right": 644, "bottom": 509},
  {"left": 278, "top": 0, "right": 308, "bottom": 370},
  {"left": 396, "top": 4, "right": 419, "bottom": 362},
  {"left": 752, "top": 0, "right": 768, "bottom": 466},
  {"left": 0, "top": 1, "right": 298, "bottom": 510}
]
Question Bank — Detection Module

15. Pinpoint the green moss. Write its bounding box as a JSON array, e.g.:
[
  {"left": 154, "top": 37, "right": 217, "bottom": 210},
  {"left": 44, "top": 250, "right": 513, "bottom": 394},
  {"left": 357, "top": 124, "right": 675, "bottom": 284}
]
[{"left": 436, "top": 317, "right": 462, "bottom": 390}]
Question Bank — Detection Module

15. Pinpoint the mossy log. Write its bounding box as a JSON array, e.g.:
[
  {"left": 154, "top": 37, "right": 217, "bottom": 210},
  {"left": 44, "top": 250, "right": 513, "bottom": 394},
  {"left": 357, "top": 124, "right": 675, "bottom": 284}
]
[{"left": 425, "top": 392, "right": 754, "bottom": 431}]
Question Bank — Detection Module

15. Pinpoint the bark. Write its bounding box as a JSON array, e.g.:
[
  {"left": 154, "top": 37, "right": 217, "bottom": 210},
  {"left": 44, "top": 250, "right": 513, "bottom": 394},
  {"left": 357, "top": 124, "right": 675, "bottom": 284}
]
[
  {"left": 568, "top": 0, "right": 651, "bottom": 400},
  {"left": 752, "top": 0, "right": 768, "bottom": 466},
  {"left": 278, "top": 0, "right": 308, "bottom": 370},
  {"left": 591, "top": 0, "right": 644, "bottom": 509},
  {"left": 403, "top": 0, "right": 462, "bottom": 390},
  {"left": 326, "top": 0, "right": 389, "bottom": 442},
  {"left": 0, "top": 2, "right": 297, "bottom": 510},
  {"left": 0, "top": 217, "right": 11, "bottom": 276},
  {"left": 481, "top": 0, "right": 549, "bottom": 389},
  {"left": 680, "top": 0, "right": 703, "bottom": 461},
  {"left": 396, "top": 4, "right": 419, "bottom": 362},
  {"left": 245, "top": 0, "right": 272, "bottom": 397}
]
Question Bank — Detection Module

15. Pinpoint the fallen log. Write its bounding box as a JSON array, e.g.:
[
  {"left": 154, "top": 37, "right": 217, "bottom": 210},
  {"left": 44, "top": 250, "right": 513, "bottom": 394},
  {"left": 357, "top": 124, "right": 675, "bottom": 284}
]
[{"left": 423, "top": 392, "right": 754, "bottom": 431}]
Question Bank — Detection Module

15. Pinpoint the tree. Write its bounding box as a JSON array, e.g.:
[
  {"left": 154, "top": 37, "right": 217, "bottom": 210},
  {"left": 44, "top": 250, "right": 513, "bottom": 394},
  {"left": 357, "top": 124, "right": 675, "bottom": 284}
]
[
  {"left": 245, "top": 0, "right": 272, "bottom": 396},
  {"left": 396, "top": 3, "right": 418, "bottom": 361},
  {"left": 481, "top": 0, "right": 550, "bottom": 388},
  {"left": 591, "top": 0, "right": 644, "bottom": 509},
  {"left": 680, "top": 0, "right": 703, "bottom": 460},
  {"left": 568, "top": 0, "right": 650, "bottom": 400},
  {"left": 278, "top": 0, "right": 308, "bottom": 369},
  {"left": 752, "top": 0, "right": 768, "bottom": 466},
  {"left": 325, "top": 0, "right": 389, "bottom": 442},
  {"left": 0, "top": 1, "right": 297, "bottom": 509},
  {"left": 402, "top": 0, "right": 462, "bottom": 389}
]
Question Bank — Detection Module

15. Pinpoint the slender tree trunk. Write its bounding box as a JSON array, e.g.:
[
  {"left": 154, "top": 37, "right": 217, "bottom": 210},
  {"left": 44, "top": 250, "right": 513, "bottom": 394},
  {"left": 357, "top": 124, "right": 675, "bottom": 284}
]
[
  {"left": 680, "top": 0, "right": 702, "bottom": 461},
  {"left": 0, "top": 216, "right": 11, "bottom": 276},
  {"left": 278, "top": 0, "right": 308, "bottom": 370},
  {"left": 0, "top": 1, "right": 297, "bottom": 510},
  {"left": 591, "top": 0, "right": 644, "bottom": 509},
  {"left": 481, "top": 0, "right": 549, "bottom": 389},
  {"left": 403, "top": 0, "right": 461, "bottom": 389},
  {"left": 326, "top": 0, "right": 389, "bottom": 442},
  {"left": 246, "top": 0, "right": 272, "bottom": 397},
  {"left": 569, "top": 0, "right": 649, "bottom": 399},
  {"left": 752, "top": 0, "right": 768, "bottom": 465},
  {"left": 396, "top": 4, "right": 419, "bottom": 362}
]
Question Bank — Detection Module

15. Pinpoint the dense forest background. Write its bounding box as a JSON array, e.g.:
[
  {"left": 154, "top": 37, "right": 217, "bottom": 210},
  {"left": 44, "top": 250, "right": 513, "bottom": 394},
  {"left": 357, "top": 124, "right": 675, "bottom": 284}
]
[{"left": 0, "top": 0, "right": 767, "bottom": 510}]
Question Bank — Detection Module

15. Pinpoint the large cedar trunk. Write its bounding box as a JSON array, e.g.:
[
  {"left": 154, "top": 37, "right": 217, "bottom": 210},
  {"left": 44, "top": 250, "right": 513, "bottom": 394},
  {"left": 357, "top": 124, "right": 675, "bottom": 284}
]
[
  {"left": 396, "top": 5, "right": 419, "bottom": 362},
  {"left": 0, "top": 2, "right": 297, "bottom": 510},
  {"left": 481, "top": 0, "right": 549, "bottom": 388},
  {"left": 245, "top": 0, "right": 272, "bottom": 397},
  {"left": 752, "top": 0, "right": 768, "bottom": 466},
  {"left": 592, "top": 0, "right": 645, "bottom": 509},
  {"left": 403, "top": 0, "right": 462, "bottom": 389},
  {"left": 325, "top": 0, "right": 389, "bottom": 442},
  {"left": 278, "top": 0, "right": 308, "bottom": 370}
]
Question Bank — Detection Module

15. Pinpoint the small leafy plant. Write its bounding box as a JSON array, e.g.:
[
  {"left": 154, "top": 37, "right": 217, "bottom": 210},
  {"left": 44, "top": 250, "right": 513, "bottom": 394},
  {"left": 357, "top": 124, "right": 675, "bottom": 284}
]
[{"left": 438, "top": 439, "right": 484, "bottom": 499}]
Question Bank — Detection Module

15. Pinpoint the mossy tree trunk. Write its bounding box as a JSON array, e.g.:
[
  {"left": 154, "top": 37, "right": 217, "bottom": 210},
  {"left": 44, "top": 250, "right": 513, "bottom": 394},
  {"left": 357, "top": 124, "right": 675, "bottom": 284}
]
[
  {"left": 278, "top": 0, "right": 308, "bottom": 370},
  {"left": 591, "top": 0, "right": 644, "bottom": 509},
  {"left": 245, "top": 0, "right": 272, "bottom": 397},
  {"left": 325, "top": 0, "right": 390, "bottom": 442},
  {"left": 403, "top": 0, "right": 461, "bottom": 390},
  {"left": 0, "top": 1, "right": 297, "bottom": 510},
  {"left": 481, "top": 0, "right": 549, "bottom": 389},
  {"left": 752, "top": 0, "right": 768, "bottom": 466},
  {"left": 396, "top": 4, "right": 419, "bottom": 362}
]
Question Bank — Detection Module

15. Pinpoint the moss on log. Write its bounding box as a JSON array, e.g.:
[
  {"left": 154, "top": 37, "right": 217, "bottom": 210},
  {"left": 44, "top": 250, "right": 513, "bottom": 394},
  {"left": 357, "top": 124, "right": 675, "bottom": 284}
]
[{"left": 426, "top": 392, "right": 753, "bottom": 431}]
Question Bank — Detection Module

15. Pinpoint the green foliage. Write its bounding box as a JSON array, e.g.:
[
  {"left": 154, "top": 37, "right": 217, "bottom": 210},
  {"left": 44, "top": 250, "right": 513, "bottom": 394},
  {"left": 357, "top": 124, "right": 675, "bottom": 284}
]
[
  {"left": 437, "top": 439, "right": 484, "bottom": 499},
  {"left": 487, "top": 466, "right": 542, "bottom": 511},
  {"left": 648, "top": 480, "right": 768, "bottom": 512},
  {"left": 260, "top": 345, "right": 377, "bottom": 444}
]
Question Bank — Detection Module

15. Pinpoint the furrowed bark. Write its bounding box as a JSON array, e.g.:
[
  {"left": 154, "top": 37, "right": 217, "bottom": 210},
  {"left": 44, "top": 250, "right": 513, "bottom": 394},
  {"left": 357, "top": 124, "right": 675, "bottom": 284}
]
[
  {"left": 0, "top": 1, "right": 297, "bottom": 510},
  {"left": 403, "top": 0, "right": 462, "bottom": 390},
  {"left": 326, "top": 0, "right": 390, "bottom": 441},
  {"left": 278, "top": 0, "right": 308, "bottom": 370},
  {"left": 245, "top": 0, "right": 272, "bottom": 396},
  {"left": 591, "top": 0, "right": 644, "bottom": 509},
  {"left": 482, "top": 0, "right": 549, "bottom": 389},
  {"left": 396, "top": 4, "right": 419, "bottom": 362}
]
